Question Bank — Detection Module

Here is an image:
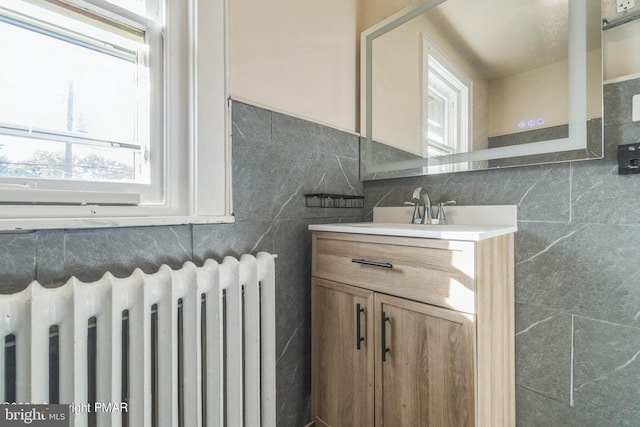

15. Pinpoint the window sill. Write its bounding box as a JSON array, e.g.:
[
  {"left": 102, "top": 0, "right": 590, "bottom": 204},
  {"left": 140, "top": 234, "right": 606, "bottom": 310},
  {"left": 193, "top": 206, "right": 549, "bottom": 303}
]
[{"left": 0, "top": 215, "right": 235, "bottom": 232}]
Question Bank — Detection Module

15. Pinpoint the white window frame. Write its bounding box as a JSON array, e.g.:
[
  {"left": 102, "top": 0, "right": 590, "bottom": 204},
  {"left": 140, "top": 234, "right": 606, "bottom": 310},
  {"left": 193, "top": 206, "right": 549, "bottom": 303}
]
[
  {"left": 421, "top": 35, "right": 471, "bottom": 173},
  {"left": 0, "top": 0, "right": 232, "bottom": 231}
]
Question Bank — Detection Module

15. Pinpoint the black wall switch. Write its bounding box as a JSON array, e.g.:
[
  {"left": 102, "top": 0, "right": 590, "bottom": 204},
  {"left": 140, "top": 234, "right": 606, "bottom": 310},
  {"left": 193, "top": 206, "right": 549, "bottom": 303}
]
[{"left": 618, "top": 144, "right": 640, "bottom": 174}]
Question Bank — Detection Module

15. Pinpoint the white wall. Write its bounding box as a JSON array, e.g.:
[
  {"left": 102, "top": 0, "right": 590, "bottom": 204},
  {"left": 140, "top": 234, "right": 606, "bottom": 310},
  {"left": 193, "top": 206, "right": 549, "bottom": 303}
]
[{"left": 229, "top": 0, "right": 360, "bottom": 132}]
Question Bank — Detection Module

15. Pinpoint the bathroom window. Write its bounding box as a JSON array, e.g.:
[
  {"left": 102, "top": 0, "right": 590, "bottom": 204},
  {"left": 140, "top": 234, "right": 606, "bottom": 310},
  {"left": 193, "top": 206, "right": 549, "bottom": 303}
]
[
  {"left": 422, "top": 36, "right": 471, "bottom": 172},
  {"left": 0, "top": 0, "right": 230, "bottom": 226},
  {"left": 0, "top": 0, "right": 156, "bottom": 199}
]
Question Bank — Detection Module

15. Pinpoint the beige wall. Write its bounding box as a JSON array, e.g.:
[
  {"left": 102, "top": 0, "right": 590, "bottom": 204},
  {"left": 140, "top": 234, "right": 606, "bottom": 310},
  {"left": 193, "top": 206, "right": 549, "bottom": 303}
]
[
  {"left": 370, "top": 22, "right": 422, "bottom": 153},
  {"left": 604, "top": 20, "right": 640, "bottom": 81},
  {"left": 488, "top": 51, "right": 602, "bottom": 137},
  {"left": 602, "top": 0, "right": 640, "bottom": 80},
  {"left": 370, "top": 12, "right": 489, "bottom": 155},
  {"left": 230, "top": 0, "right": 640, "bottom": 135},
  {"left": 361, "top": 0, "right": 412, "bottom": 31},
  {"left": 489, "top": 61, "right": 568, "bottom": 137},
  {"left": 229, "top": 0, "right": 360, "bottom": 132}
]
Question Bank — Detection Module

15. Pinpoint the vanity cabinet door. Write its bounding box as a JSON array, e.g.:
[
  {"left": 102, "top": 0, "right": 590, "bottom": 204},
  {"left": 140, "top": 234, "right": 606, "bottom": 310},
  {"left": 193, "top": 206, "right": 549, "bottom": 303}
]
[
  {"left": 312, "top": 278, "right": 374, "bottom": 427},
  {"left": 375, "top": 293, "right": 475, "bottom": 427}
]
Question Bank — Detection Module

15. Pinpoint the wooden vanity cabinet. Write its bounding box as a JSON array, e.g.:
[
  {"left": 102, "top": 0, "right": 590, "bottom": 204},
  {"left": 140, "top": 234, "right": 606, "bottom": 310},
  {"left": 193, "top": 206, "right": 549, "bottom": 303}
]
[
  {"left": 374, "top": 293, "right": 475, "bottom": 426},
  {"left": 311, "top": 231, "right": 515, "bottom": 427},
  {"left": 311, "top": 279, "right": 374, "bottom": 427}
]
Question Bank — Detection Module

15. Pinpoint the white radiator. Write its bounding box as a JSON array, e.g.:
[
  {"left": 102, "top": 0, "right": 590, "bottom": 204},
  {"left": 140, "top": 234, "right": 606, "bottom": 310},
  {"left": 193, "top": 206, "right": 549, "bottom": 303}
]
[{"left": 0, "top": 252, "right": 277, "bottom": 427}]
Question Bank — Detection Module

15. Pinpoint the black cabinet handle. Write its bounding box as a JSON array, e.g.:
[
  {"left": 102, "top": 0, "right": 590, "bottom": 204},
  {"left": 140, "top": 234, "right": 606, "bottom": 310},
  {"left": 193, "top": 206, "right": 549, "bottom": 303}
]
[
  {"left": 356, "top": 303, "right": 365, "bottom": 350},
  {"left": 351, "top": 258, "right": 393, "bottom": 269},
  {"left": 381, "top": 310, "right": 390, "bottom": 361}
]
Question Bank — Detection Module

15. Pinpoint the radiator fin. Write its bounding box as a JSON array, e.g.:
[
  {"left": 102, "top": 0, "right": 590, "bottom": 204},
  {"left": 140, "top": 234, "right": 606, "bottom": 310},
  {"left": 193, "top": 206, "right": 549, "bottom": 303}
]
[{"left": 0, "top": 252, "right": 277, "bottom": 427}]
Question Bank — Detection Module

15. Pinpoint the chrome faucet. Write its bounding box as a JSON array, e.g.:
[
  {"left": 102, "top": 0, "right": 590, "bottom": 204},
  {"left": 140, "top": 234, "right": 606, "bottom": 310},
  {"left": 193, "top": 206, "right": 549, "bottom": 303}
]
[
  {"left": 408, "top": 187, "right": 456, "bottom": 224},
  {"left": 434, "top": 200, "right": 456, "bottom": 224},
  {"left": 404, "top": 199, "right": 422, "bottom": 224},
  {"left": 412, "top": 187, "right": 432, "bottom": 224}
]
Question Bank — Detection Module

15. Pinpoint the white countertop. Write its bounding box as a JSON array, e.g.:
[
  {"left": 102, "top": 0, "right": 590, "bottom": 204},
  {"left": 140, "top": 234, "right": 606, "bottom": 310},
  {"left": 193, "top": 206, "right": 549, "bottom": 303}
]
[
  {"left": 308, "top": 222, "right": 516, "bottom": 241},
  {"left": 309, "top": 205, "right": 517, "bottom": 241}
]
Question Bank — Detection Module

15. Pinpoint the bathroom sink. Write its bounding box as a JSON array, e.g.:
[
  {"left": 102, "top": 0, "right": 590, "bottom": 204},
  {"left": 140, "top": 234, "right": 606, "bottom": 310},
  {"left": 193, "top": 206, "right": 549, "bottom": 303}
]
[
  {"left": 308, "top": 205, "right": 517, "bottom": 241},
  {"left": 308, "top": 222, "right": 515, "bottom": 241}
]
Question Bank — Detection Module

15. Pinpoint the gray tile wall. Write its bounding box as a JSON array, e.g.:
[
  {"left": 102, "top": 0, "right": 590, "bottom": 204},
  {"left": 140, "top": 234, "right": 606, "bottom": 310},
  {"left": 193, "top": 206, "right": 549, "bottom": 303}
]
[
  {"left": 363, "top": 78, "right": 640, "bottom": 426},
  {"left": 0, "top": 101, "right": 364, "bottom": 427},
  {"left": 5, "top": 78, "right": 638, "bottom": 425}
]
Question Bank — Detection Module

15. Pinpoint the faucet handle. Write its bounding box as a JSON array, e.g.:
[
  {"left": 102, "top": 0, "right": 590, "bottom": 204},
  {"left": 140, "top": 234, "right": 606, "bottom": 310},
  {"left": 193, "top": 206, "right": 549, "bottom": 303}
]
[
  {"left": 435, "top": 200, "right": 456, "bottom": 225},
  {"left": 411, "top": 187, "right": 424, "bottom": 200},
  {"left": 404, "top": 201, "right": 422, "bottom": 224}
]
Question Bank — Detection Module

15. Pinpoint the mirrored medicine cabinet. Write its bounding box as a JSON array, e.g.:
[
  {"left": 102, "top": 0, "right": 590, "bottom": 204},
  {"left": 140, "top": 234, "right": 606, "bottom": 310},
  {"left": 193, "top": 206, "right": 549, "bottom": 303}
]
[{"left": 361, "top": 0, "right": 603, "bottom": 180}]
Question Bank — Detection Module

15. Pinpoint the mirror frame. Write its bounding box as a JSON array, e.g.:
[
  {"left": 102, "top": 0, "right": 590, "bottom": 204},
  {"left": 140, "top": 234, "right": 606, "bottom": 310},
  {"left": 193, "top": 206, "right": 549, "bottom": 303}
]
[{"left": 361, "top": 0, "right": 603, "bottom": 180}]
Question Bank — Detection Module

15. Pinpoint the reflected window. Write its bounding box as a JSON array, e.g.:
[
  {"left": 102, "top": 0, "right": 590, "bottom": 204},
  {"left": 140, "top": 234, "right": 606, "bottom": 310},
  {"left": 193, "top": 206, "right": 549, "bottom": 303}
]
[{"left": 422, "top": 37, "right": 471, "bottom": 170}]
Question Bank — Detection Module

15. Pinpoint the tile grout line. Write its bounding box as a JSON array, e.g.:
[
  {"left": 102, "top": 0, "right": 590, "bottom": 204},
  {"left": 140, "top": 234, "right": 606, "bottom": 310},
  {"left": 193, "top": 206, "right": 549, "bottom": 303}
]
[
  {"left": 569, "top": 162, "right": 573, "bottom": 224},
  {"left": 570, "top": 314, "right": 575, "bottom": 407}
]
